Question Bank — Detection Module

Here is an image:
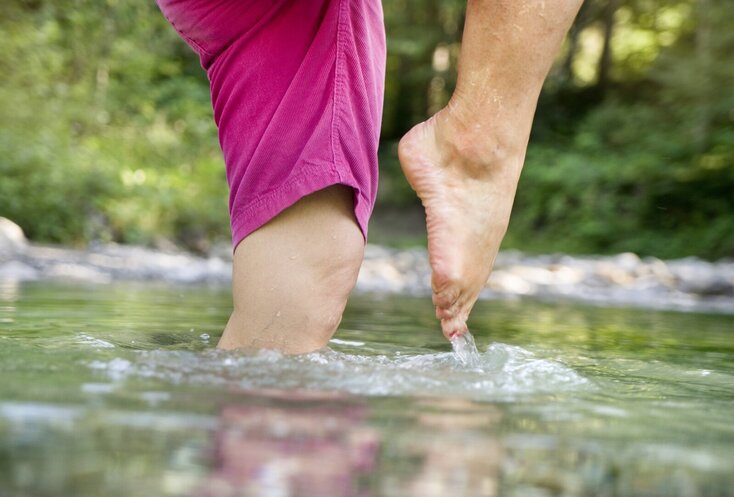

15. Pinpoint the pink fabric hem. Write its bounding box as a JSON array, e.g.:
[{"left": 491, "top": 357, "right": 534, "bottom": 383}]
[
  {"left": 230, "top": 162, "right": 370, "bottom": 252},
  {"left": 155, "top": 0, "right": 384, "bottom": 253}
]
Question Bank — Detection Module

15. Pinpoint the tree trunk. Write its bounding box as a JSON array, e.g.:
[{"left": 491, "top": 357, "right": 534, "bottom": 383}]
[
  {"left": 596, "top": 0, "right": 621, "bottom": 95},
  {"left": 559, "top": 1, "right": 590, "bottom": 84},
  {"left": 694, "top": 0, "right": 712, "bottom": 152}
]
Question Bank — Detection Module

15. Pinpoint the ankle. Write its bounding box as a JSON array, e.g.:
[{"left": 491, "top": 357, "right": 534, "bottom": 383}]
[{"left": 433, "top": 101, "right": 528, "bottom": 176}]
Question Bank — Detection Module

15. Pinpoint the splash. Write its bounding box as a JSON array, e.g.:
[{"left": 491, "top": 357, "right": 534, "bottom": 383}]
[
  {"left": 87, "top": 342, "right": 589, "bottom": 401},
  {"left": 450, "top": 330, "right": 480, "bottom": 367}
]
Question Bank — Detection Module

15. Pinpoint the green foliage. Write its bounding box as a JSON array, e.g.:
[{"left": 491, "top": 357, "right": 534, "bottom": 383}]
[
  {"left": 0, "top": 0, "right": 732, "bottom": 258},
  {"left": 0, "top": 0, "right": 226, "bottom": 250},
  {"left": 503, "top": 0, "right": 734, "bottom": 259},
  {"left": 380, "top": 0, "right": 734, "bottom": 259}
]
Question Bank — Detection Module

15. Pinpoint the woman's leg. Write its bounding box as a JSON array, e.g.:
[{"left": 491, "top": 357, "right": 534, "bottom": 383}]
[
  {"left": 213, "top": 0, "right": 384, "bottom": 353},
  {"left": 399, "top": 0, "right": 584, "bottom": 339},
  {"left": 156, "top": 0, "right": 385, "bottom": 353},
  {"left": 218, "top": 186, "right": 364, "bottom": 354}
]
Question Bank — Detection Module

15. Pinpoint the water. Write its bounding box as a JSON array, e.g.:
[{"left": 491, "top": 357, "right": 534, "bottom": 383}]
[
  {"left": 1, "top": 281, "right": 733, "bottom": 497},
  {"left": 450, "top": 331, "right": 480, "bottom": 366}
]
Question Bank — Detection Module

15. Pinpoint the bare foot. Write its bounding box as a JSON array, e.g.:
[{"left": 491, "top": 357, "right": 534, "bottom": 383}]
[{"left": 398, "top": 104, "right": 527, "bottom": 339}]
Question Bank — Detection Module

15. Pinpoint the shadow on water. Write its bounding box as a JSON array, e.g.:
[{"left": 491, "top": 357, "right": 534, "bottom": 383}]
[{"left": 0, "top": 281, "right": 733, "bottom": 496}]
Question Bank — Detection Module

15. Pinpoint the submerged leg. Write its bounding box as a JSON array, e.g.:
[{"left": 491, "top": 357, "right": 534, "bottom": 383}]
[
  {"left": 399, "top": 0, "right": 583, "bottom": 339},
  {"left": 218, "top": 186, "right": 364, "bottom": 354}
]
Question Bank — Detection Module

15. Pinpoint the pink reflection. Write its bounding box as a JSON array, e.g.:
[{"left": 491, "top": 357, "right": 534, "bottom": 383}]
[
  {"left": 198, "top": 392, "right": 379, "bottom": 497},
  {"left": 393, "top": 398, "right": 503, "bottom": 497}
]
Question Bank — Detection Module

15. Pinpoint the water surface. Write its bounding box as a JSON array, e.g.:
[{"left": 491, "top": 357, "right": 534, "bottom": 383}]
[{"left": 1, "top": 281, "right": 733, "bottom": 496}]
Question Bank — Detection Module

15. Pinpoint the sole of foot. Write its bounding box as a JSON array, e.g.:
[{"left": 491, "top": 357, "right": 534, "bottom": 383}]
[{"left": 398, "top": 106, "right": 526, "bottom": 339}]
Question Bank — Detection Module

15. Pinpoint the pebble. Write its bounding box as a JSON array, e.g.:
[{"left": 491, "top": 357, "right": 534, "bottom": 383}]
[
  {"left": 0, "top": 261, "right": 38, "bottom": 281},
  {"left": 0, "top": 217, "right": 28, "bottom": 260},
  {"left": 0, "top": 214, "right": 732, "bottom": 314}
]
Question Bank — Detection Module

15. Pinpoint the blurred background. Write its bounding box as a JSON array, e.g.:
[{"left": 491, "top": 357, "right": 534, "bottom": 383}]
[{"left": 1, "top": 0, "right": 732, "bottom": 259}]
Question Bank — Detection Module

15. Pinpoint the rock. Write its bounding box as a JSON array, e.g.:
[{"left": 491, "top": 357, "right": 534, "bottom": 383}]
[
  {"left": 487, "top": 270, "right": 536, "bottom": 295},
  {"left": 508, "top": 266, "right": 556, "bottom": 286},
  {"left": 152, "top": 236, "right": 182, "bottom": 254},
  {"left": 0, "top": 218, "right": 27, "bottom": 258},
  {"left": 0, "top": 261, "right": 39, "bottom": 281},
  {"left": 357, "top": 259, "right": 410, "bottom": 293},
  {"left": 595, "top": 262, "right": 635, "bottom": 286},
  {"left": 638, "top": 257, "right": 676, "bottom": 288},
  {"left": 547, "top": 264, "right": 586, "bottom": 285},
  {"left": 0, "top": 225, "right": 732, "bottom": 314},
  {"left": 208, "top": 240, "right": 234, "bottom": 261},
  {"left": 665, "top": 258, "right": 734, "bottom": 295},
  {"left": 165, "top": 257, "right": 230, "bottom": 283},
  {"left": 494, "top": 250, "right": 525, "bottom": 267},
  {"left": 678, "top": 275, "right": 734, "bottom": 296},
  {"left": 44, "top": 263, "right": 112, "bottom": 284},
  {"left": 613, "top": 252, "right": 642, "bottom": 272},
  {"left": 364, "top": 244, "right": 394, "bottom": 259}
]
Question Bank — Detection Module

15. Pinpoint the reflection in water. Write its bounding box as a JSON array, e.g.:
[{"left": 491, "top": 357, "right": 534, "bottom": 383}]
[
  {"left": 2, "top": 284, "right": 734, "bottom": 496},
  {"left": 199, "top": 392, "right": 379, "bottom": 497},
  {"left": 0, "top": 280, "right": 20, "bottom": 299},
  {"left": 397, "top": 398, "right": 502, "bottom": 497},
  {"left": 198, "top": 393, "right": 502, "bottom": 497},
  {"left": 0, "top": 280, "right": 19, "bottom": 323}
]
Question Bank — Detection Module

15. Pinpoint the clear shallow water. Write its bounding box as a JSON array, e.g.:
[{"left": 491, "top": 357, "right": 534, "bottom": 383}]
[{"left": 1, "top": 281, "right": 733, "bottom": 497}]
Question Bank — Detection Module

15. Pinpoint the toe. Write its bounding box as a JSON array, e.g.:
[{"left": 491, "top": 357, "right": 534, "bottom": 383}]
[
  {"left": 440, "top": 315, "right": 468, "bottom": 340},
  {"left": 435, "top": 306, "right": 454, "bottom": 320}
]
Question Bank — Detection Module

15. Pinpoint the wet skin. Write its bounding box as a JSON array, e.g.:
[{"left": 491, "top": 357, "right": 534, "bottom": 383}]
[
  {"left": 399, "top": 0, "right": 584, "bottom": 338},
  {"left": 219, "top": 185, "right": 364, "bottom": 354},
  {"left": 219, "top": 0, "right": 584, "bottom": 351}
]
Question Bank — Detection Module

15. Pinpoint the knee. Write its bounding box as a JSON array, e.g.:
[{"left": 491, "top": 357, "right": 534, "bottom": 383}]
[
  {"left": 316, "top": 231, "right": 364, "bottom": 296},
  {"left": 306, "top": 233, "right": 364, "bottom": 338},
  {"left": 224, "top": 186, "right": 365, "bottom": 353},
  {"left": 293, "top": 185, "right": 366, "bottom": 309}
]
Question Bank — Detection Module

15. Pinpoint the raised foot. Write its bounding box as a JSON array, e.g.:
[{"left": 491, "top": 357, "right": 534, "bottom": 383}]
[{"left": 398, "top": 107, "right": 526, "bottom": 339}]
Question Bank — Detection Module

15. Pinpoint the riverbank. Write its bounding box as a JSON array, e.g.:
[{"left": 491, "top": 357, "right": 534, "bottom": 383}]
[{"left": 1, "top": 218, "right": 733, "bottom": 314}]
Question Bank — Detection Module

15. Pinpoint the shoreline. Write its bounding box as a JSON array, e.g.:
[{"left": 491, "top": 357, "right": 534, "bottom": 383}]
[{"left": 2, "top": 223, "right": 733, "bottom": 315}]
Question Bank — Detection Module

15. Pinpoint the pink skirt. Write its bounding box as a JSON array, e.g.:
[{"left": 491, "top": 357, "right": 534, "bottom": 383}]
[{"left": 156, "top": 0, "right": 386, "bottom": 248}]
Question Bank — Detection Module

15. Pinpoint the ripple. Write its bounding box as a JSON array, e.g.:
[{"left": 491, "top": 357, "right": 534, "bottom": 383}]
[
  {"left": 76, "top": 333, "right": 115, "bottom": 349},
  {"left": 87, "top": 343, "right": 590, "bottom": 401}
]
